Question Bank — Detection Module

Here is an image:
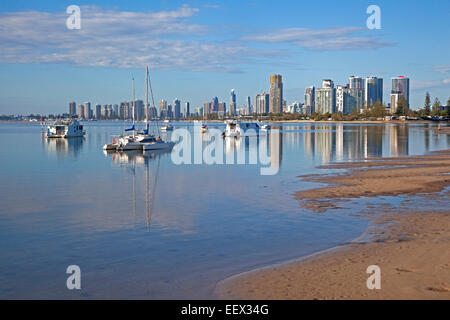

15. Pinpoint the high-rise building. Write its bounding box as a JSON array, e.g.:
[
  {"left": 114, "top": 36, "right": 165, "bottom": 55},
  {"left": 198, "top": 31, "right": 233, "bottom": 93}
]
[
  {"left": 349, "top": 76, "right": 364, "bottom": 89},
  {"left": 230, "top": 89, "right": 236, "bottom": 116},
  {"left": 322, "top": 79, "right": 334, "bottom": 89},
  {"left": 159, "top": 100, "right": 167, "bottom": 119},
  {"left": 365, "top": 77, "right": 383, "bottom": 107},
  {"left": 218, "top": 102, "right": 226, "bottom": 118},
  {"left": 83, "top": 102, "right": 91, "bottom": 120},
  {"left": 69, "top": 101, "right": 76, "bottom": 116},
  {"left": 184, "top": 102, "right": 190, "bottom": 118},
  {"left": 113, "top": 104, "right": 118, "bottom": 118},
  {"left": 211, "top": 97, "right": 219, "bottom": 113},
  {"left": 119, "top": 103, "right": 126, "bottom": 120},
  {"left": 255, "top": 92, "right": 270, "bottom": 114},
  {"left": 203, "top": 102, "right": 211, "bottom": 116},
  {"left": 337, "top": 86, "right": 365, "bottom": 114},
  {"left": 173, "top": 99, "right": 181, "bottom": 119},
  {"left": 315, "top": 81, "right": 336, "bottom": 114},
  {"left": 95, "top": 104, "right": 101, "bottom": 119},
  {"left": 269, "top": 74, "right": 283, "bottom": 113},
  {"left": 391, "top": 76, "right": 410, "bottom": 109},
  {"left": 77, "top": 105, "right": 84, "bottom": 119},
  {"left": 304, "top": 86, "right": 315, "bottom": 115},
  {"left": 246, "top": 96, "right": 252, "bottom": 115}
]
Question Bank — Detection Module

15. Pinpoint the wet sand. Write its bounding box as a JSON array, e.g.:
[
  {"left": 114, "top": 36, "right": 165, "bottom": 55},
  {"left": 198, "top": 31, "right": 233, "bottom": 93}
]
[{"left": 216, "top": 150, "right": 450, "bottom": 300}]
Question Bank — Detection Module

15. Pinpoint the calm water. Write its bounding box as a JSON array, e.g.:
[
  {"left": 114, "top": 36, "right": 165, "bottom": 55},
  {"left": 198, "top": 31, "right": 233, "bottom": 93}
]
[{"left": 0, "top": 121, "right": 448, "bottom": 299}]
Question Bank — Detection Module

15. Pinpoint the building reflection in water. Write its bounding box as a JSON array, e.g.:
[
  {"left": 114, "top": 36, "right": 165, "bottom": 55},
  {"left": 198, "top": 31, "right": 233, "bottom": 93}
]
[
  {"left": 303, "top": 124, "right": 409, "bottom": 163},
  {"left": 389, "top": 125, "right": 409, "bottom": 157}
]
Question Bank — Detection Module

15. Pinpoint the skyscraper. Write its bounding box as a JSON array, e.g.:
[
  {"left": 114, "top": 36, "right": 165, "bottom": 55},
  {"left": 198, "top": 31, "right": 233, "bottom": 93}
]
[
  {"left": 184, "top": 102, "right": 190, "bottom": 118},
  {"left": 69, "top": 101, "right": 76, "bottom": 116},
  {"left": 230, "top": 89, "right": 236, "bottom": 116},
  {"left": 246, "top": 96, "right": 252, "bottom": 114},
  {"left": 365, "top": 77, "right": 383, "bottom": 107},
  {"left": 173, "top": 99, "right": 181, "bottom": 119},
  {"left": 77, "top": 104, "right": 84, "bottom": 119},
  {"left": 304, "top": 86, "right": 315, "bottom": 115},
  {"left": 315, "top": 80, "right": 336, "bottom": 114},
  {"left": 218, "top": 102, "right": 226, "bottom": 118},
  {"left": 255, "top": 92, "right": 270, "bottom": 114},
  {"left": 349, "top": 76, "right": 364, "bottom": 89},
  {"left": 337, "top": 86, "right": 365, "bottom": 114},
  {"left": 211, "top": 97, "right": 219, "bottom": 113},
  {"left": 95, "top": 104, "right": 101, "bottom": 119},
  {"left": 159, "top": 100, "right": 167, "bottom": 119},
  {"left": 391, "top": 76, "right": 410, "bottom": 109},
  {"left": 84, "top": 102, "right": 91, "bottom": 120},
  {"left": 269, "top": 74, "right": 283, "bottom": 113}
]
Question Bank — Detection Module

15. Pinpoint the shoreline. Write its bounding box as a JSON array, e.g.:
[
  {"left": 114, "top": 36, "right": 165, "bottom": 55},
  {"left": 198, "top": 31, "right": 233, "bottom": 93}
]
[{"left": 215, "top": 150, "right": 450, "bottom": 300}]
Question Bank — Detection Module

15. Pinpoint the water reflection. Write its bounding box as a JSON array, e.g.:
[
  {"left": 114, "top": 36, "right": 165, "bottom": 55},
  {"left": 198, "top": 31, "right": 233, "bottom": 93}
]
[
  {"left": 299, "top": 124, "right": 412, "bottom": 163},
  {"left": 45, "top": 137, "right": 84, "bottom": 157},
  {"left": 104, "top": 149, "right": 170, "bottom": 230}
]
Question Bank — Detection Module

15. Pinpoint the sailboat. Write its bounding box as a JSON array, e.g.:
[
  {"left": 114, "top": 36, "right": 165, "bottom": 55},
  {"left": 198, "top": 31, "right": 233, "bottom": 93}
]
[{"left": 103, "top": 67, "right": 175, "bottom": 151}]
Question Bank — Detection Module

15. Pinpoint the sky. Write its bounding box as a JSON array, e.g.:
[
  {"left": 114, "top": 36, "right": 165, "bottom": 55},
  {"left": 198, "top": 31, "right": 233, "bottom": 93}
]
[{"left": 0, "top": 0, "right": 449, "bottom": 115}]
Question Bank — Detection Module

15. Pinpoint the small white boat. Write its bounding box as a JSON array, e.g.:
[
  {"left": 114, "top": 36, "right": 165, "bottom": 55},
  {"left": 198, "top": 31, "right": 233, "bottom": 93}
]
[
  {"left": 260, "top": 123, "right": 271, "bottom": 130},
  {"left": 45, "top": 120, "right": 85, "bottom": 138},
  {"left": 161, "top": 120, "right": 173, "bottom": 131},
  {"left": 224, "top": 120, "right": 260, "bottom": 137},
  {"left": 201, "top": 123, "right": 208, "bottom": 133}
]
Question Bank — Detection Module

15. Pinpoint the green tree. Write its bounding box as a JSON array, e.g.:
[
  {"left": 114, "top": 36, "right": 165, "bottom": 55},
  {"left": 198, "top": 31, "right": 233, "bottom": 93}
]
[
  {"left": 395, "top": 96, "right": 407, "bottom": 116},
  {"left": 424, "top": 92, "right": 431, "bottom": 115},
  {"left": 432, "top": 98, "right": 441, "bottom": 116}
]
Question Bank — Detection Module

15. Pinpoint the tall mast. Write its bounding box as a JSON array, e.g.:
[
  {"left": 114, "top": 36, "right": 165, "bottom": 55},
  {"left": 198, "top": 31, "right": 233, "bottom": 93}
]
[
  {"left": 132, "top": 75, "right": 136, "bottom": 136},
  {"left": 145, "top": 66, "right": 149, "bottom": 124}
]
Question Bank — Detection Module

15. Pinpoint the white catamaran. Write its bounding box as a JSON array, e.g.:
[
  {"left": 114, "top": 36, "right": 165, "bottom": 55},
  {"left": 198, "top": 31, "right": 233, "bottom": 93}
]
[{"left": 103, "top": 67, "right": 175, "bottom": 152}]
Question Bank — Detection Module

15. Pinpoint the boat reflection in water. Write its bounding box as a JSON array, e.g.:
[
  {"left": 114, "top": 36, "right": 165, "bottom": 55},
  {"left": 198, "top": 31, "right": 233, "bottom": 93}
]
[
  {"left": 45, "top": 135, "right": 84, "bottom": 157},
  {"left": 103, "top": 149, "right": 171, "bottom": 230}
]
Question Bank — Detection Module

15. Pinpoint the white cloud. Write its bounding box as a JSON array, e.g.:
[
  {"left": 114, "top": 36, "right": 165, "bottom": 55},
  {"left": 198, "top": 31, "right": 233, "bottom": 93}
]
[
  {"left": 242, "top": 27, "right": 393, "bottom": 50},
  {"left": 433, "top": 65, "right": 450, "bottom": 74},
  {"left": 0, "top": 5, "right": 274, "bottom": 72},
  {"left": 411, "top": 78, "right": 450, "bottom": 89}
]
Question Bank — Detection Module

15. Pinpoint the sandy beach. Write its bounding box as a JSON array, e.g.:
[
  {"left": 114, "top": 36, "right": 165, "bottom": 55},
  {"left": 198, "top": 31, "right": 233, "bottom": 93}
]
[{"left": 216, "top": 150, "right": 450, "bottom": 300}]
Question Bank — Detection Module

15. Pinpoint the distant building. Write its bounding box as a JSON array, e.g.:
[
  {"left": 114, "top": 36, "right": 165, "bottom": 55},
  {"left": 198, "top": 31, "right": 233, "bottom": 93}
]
[
  {"left": 315, "top": 81, "right": 336, "bottom": 114},
  {"left": 390, "top": 91, "right": 402, "bottom": 114},
  {"left": 203, "top": 102, "right": 211, "bottom": 117},
  {"left": 365, "top": 77, "right": 383, "bottom": 107},
  {"left": 69, "top": 101, "right": 76, "bottom": 116},
  {"left": 84, "top": 102, "right": 91, "bottom": 120},
  {"left": 304, "top": 86, "right": 315, "bottom": 115},
  {"left": 230, "top": 89, "right": 236, "bottom": 116},
  {"left": 322, "top": 79, "right": 334, "bottom": 89},
  {"left": 211, "top": 97, "right": 219, "bottom": 113},
  {"left": 77, "top": 104, "right": 84, "bottom": 119},
  {"left": 173, "top": 99, "right": 181, "bottom": 119},
  {"left": 184, "top": 102, "right": 190, "bottom": 118},
  {"left": 391, "top": 76, "right": 410, "bottom": 109},
  {"left": 95, "top": 104, "right": 101, "bottom": 119},
  {"left": 269, "top": 74, "right": 283, "bottom": 113},
  {"left": 337, "top": 86, "right": 365, "bottom": 114},
  {"left": 246, "top": 96, "right": 252, "bottom": 115},
  {"left": 159, "top": 100, "right": 167, "bottom": 119},
  {"left": 255, "top": 92, "right": 270, "bottom": 114},
  {"left": 113, "top": 104, "right": 118, "bottom": 118},
  {"left": 218, "top": 102, "right": 226, "bottom": 119},
  {"left": 349, "top": 76, "right": 364, "bottom": 89}
]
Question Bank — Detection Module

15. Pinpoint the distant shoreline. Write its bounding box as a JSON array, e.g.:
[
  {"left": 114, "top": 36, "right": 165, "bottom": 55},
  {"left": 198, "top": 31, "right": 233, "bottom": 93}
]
[
  {"left": 216, "top": 149, "right": 450, "bottom": 300},
  {"left": 1, "top": 119, "right": 446, "bottom": 125}
]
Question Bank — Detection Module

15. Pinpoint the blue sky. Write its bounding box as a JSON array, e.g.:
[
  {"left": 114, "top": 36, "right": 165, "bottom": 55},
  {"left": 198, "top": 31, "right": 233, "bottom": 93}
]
[{"left": 0, "top": 0, "right": 449, "bottom": 114}]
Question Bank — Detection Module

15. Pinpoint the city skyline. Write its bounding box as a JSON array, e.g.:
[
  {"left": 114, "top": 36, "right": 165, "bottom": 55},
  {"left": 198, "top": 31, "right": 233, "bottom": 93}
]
[{"left": 0, "top": 0, "right": 449, "bottom": 114}]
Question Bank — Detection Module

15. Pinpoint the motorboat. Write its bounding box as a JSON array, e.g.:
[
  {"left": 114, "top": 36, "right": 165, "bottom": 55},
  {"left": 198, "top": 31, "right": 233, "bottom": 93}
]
[
  {"left": 161, "top": 120, "right": 173, "bottom": 131},
  {"left": 45, "top": 120, "right": 85, "bottom": 138},
  {"left": 223, "top": 120, "right": 260, "bottom": 137},
  {"left": 201, "top": 123, "right": 208, "bottom": 133}
]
